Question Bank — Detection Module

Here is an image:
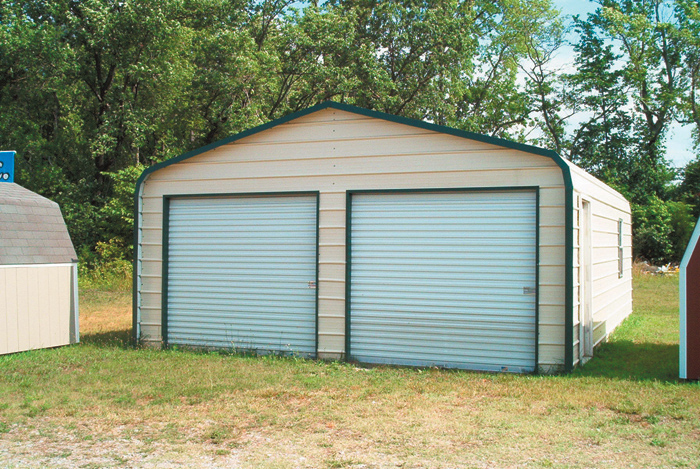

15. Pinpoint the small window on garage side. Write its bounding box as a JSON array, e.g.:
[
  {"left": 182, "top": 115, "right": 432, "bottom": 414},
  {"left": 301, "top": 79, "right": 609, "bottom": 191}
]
[{"left": 618, "top": 219, "right": 624, "bottom": 278}]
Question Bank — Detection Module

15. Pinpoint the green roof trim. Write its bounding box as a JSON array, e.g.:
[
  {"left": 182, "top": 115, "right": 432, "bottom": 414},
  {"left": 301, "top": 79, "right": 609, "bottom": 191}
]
[{"left": 132, "top": 101, "right": 575, "bottom": 372}]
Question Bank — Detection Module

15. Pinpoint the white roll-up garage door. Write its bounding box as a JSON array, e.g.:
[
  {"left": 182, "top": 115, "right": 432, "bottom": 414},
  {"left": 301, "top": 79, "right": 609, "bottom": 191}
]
[
  {"left": 165, "top": 195, "right": 317, "bottom": 355},
  {"left": 349, "top": 190, "right": 537, "bottom": 372}
]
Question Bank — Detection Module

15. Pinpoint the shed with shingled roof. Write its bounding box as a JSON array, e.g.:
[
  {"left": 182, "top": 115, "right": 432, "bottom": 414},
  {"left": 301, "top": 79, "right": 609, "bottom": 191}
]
[{"left": 0, "top": 182, "right": 79, "bottom": 355}]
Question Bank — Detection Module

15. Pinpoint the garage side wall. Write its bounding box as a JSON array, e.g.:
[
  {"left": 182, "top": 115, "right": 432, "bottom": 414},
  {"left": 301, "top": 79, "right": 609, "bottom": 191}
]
[
  {"left": 0, "top": 263, "right": 77, "bottom": 355},
  {"left": 136, "top": 108, "right": 568, "bottom": 369},
  {"left": 569, "top": 163, "right": 632, "bottom": 366}
]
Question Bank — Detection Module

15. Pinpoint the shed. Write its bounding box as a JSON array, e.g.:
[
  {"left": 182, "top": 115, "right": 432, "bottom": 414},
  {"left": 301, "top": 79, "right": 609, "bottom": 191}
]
[
  {"left": 680, "top": 219, "right": 700, "bottom": 380},
  {"left": 133, "top": 102, "right": 632, "bottom": 373},
  {"left": 0, "top": 182, "right": 79, "bottom": 355}
]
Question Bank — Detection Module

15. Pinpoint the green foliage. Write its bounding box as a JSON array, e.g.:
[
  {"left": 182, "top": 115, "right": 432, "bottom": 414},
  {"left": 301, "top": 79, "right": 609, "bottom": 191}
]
[
  {"left": 567, "top": 17, "right": 637, "bottom": 192},
  {"left": 667, "top": 200, "right": 695, "bottom": 258},
  {"left": 563, "top": 0, "right": 699, "bottom": 263},
  {"left": 632, "top": 197, "right": 695, "bottom": 264},
  {"left": 677, "top": 157, "right": 700, "bottom": 217},
  {"left": 632, "top": 198, "right": 674, "bottom": 264},
  {"left": 675, "top": 0, "right": 700, "bottom": 148},
  {"left": 1, "top": 0, "right": 567, "bottom": 267},
  {"left": 1, "top": 0, "right": 700, "bottom": 266}
]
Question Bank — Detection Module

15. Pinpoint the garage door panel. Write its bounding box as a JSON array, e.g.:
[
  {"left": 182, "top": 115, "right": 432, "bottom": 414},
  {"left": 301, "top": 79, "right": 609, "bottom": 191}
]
[
  {"left": 168, "top": 284, "right": 314, "bottom": 296},
  {"left": 350, "top": 305, "right": 536, "bottom": 321},
  {"left": 166, "top": 195, "right": 317, "bottom": 355},
  {"left": 168, "top": 266, "right": 314, "bottom": 275},
  {"left": 169, "top": 243, "right": 315, "bottom": 251},
  {"left": 350, "top": 322, "right": 535, "bottom": 338},
  {"left": 349, "top": 191, "right": 537, "bottom": 372},
  {"left": 352, "top": 348, "right": 534, "bottom": 369},
  {"left": 352, "top": 297, "right": 536, "bottom": 311},
  {"left": 353, "top": 338, "right": 536, "bottom": 356},
  {"left": 351, "top": 284, "right": 534, "bottom": 297},
  {"left": 171, "top": 318, "right": 315, "bottom": 334},
  {"left": 168, "top": 256, "right": 314, "bottom": 265},
  {"left": 352, "top": 265, "right": 535, "bottom": 277},
  {"left": 168, "top": 293, "right": 315, "bottom": 306},
  {"left": 352, "top": 277, "right": 535, "bottom": 288}
]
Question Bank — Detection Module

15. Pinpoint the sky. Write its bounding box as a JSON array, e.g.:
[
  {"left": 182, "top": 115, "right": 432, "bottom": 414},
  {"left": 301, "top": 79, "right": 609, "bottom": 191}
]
[{"left": 552, "top": 0, "right": 697, "bottom": 168}]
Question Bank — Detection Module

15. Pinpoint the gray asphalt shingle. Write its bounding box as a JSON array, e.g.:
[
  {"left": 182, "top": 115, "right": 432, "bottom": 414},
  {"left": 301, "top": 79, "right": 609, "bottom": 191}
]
[{"left": 0, "top": 183, "right": 77, "bottom": 265}]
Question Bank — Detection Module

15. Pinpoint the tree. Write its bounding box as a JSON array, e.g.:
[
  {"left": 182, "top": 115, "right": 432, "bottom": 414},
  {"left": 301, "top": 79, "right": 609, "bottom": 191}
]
[
  {"left": 318, "top": 0, "right": 479, "bottom": 121},
  {"left": 519, "top": 13, "right": 569, "bottom": 152},
  {"left": 677, "top": 157, "right": 700, "bottom": 216},
  {"left": 565, "top": 17, "right": 638, "bottom": 199},
  {"left": 675, "top": 0, "right": 700, "bottom": 149},
  {"left": 453, "top": 0, "right": 561, "bottom": 140},
  {"left": 591, "top": 0, "right": 681, "bottom": 200}
]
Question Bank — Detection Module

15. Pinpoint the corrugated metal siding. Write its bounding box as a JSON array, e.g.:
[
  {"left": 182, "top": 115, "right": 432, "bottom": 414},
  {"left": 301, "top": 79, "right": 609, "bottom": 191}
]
[
  {"left": 348, "top": 191, "right": 537, "bottom": 372},
  {"left": 166, "top": 195, "right": 317, "bottom": 355},
  {"left": 137, "top": 107, "right": 569, "bottom": 369},
  {"left": 569, "top": 163, "right": 632, "bottom": 367}
]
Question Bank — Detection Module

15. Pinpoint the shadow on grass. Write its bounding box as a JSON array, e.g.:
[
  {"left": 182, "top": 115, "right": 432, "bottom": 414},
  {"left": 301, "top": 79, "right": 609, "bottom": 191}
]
[
  {"left": 77, "top": 328, "right": 679, "bottom": 382},
  {"left": 573, "top": 340, "right": 679, "bottom": 382},
  {"left": 80, "top": 328, "right": 133, "bottom": 349}
]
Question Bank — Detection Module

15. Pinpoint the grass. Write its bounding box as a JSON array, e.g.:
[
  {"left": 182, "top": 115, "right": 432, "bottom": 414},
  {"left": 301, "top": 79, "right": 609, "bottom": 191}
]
[
  {"left": 573, "top": 272, "right": 680, "bottom": 381},
  {"left": 0, "top": 273, "right": 698, "bottom": 468}
]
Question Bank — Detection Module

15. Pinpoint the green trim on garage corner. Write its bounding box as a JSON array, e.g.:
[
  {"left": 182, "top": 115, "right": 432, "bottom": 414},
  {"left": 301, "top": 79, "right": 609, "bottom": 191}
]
[
  {"left": 344, "top": 190, "right": 352, "bottom": 360},
  {"left": 158, "top": 191, "right": 320, "bottom": 354},
  {"left": 345, "top": 186, "right": 541, "bottom": 373},
  {"left": 315, "top": 193, "right": 320, "bottom": 356},
  {"left": 535, "top": 188, "right": 541, "bottom": 373},
  {"left": 133, "top": 101, "right": 575, "bottom": 371},
  {"left": 161, "top": 196, "right": 170, "bottom": 347},
  {"left": 132, "top": 182, "right": 141, "bottom": 345},
  {"left": 563, "top": 173, "right": 574, "bottom": 373}
]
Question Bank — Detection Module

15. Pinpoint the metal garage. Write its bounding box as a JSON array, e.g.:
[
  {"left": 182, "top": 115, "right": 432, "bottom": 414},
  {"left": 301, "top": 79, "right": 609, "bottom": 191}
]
[
  {"left": 347, "top": 190, "right": 537, "bottom": 372},
  {"left": 134, "top": 101, "right": 633, "bottom": 373},
  {"left": 162, "top": 194, "right": 318, "bottom": 355}
]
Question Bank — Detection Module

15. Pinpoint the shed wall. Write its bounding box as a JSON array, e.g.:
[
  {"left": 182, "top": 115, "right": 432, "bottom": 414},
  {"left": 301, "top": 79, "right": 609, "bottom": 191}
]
[
  {"left": 680, "top": 218, "right": 700, "bottom": 380},
  {"left": 569, "top": 164, "right": 632, "bottom": 366},
  {"left": 136, "top": 108, "right": 568, "bottom": 369},
  {"left": 0, "top": 263, "right": 78, "bottom": 355}
]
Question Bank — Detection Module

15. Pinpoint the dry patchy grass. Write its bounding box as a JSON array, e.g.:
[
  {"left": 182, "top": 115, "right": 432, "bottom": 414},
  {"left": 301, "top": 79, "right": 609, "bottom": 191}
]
[
  {"left": 0, "top": 276, "right": 698, "bottom": 468},
  {"left": 78, "top": 289, "right": 132, "bottom": 346}
]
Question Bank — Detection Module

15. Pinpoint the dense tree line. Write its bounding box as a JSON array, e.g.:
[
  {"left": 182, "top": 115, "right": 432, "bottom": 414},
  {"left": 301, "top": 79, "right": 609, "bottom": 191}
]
[{"left": 1, "top": 0, "right": 699, "bottom": 269}]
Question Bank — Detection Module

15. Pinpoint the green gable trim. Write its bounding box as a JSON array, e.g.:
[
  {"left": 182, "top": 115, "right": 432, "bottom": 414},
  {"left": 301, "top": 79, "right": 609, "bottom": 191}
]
[{"left": 132, "top": 101, "right": 575, "bottom": 372}]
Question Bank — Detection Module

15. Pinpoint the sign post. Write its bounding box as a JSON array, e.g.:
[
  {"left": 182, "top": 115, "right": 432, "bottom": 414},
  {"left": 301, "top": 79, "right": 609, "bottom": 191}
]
[{"left": 0, "top": 151, "right": 15, "bottom": 183}]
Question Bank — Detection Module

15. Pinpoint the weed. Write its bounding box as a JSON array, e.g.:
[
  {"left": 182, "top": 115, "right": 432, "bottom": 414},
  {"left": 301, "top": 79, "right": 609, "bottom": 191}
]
[
  {"left": 113, "top": 394, "right": 136, "bottom": 407},
  {"left": 111, "top": 454, "right": 129, "bottom": 465},
  {"left": 205, "top": 425, "right": 232, "bottom": 445},
  {"left": 326, "top": 459, "right": 360, "bottom": 468},
  {"left": 651, "top": 438, "right": 667, "bottom": 447},
  {"left": 645, "top": 415, "right": 660, "bottom": 425},
  {"left": 48, "top": 451, "right": 72, "bottom": 458}
]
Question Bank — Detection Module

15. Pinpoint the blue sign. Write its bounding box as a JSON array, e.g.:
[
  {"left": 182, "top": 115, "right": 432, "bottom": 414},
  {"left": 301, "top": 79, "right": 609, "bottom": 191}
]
[{"left": 0, "top": 151, "right": 15, "bottom": 183}]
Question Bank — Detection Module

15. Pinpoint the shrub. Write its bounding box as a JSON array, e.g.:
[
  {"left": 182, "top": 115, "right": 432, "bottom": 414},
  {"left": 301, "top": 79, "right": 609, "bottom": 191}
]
[{"left": 632, "top": 197, "right": 695, "bottom": 264}]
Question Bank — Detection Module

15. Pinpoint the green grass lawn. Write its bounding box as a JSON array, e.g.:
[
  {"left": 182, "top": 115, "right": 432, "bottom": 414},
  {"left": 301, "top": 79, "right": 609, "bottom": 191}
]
[
  {"left": 0, "top": 274, "right": 698, "bottom": 468},
  {"left": 573, "top": 273, "right": 681, "bottom": 381}
]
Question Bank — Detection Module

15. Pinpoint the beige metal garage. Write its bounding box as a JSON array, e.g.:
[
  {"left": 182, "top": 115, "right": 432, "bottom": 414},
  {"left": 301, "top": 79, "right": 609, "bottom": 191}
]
[{"left": 133, "top": 102, "right": 632, "bottom": 373}]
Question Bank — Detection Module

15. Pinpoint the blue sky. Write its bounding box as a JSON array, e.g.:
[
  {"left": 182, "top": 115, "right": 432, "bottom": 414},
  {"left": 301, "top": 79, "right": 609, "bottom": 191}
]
[{"left": 552, "top": 0, "right": 696, "bottom": 168}]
